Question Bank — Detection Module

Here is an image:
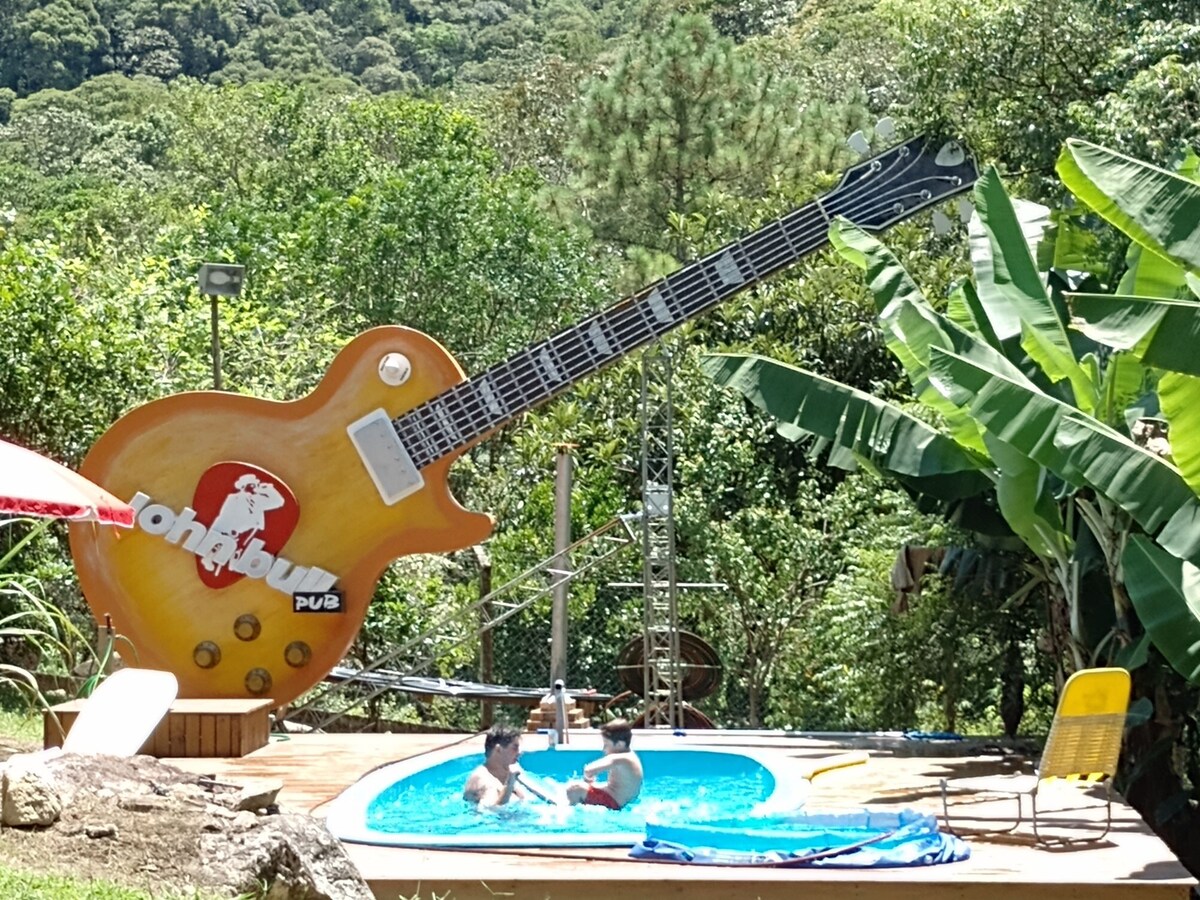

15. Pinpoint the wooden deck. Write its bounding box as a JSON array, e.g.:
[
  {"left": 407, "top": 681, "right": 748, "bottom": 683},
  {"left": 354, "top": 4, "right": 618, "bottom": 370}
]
[{"left": 169, "top": 729, "right": 1198, "bottom": 900}]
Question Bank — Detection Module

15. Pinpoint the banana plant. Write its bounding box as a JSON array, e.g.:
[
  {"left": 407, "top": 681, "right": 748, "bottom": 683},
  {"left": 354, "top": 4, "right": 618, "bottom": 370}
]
[
  {"left": 703, "top": 149, "right": 1200, "bottom": 685},
  {"left": 1052, "top": 139, "right": 1200, "bottom": 682}
]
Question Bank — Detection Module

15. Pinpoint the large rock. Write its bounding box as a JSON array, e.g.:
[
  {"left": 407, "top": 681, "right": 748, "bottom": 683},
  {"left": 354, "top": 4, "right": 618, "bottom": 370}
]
[
  {"left": 2, "top": 751, "right": 62, "bottom": 826},
  {"left": 0, "top": 750, "right": 372, "bottom": 899},
  {"left": 198, "top": 812, "right": 374, "bottom": 900}
]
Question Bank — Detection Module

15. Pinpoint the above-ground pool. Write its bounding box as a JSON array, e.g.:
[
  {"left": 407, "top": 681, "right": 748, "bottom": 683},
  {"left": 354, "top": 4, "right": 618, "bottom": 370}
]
[{"left": 324, "top": 744, "right": 810, "bottom": 848}]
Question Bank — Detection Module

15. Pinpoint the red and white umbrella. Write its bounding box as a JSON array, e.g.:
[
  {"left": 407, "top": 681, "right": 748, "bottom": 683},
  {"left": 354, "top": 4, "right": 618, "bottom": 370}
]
[{"left": 0, "top": 438, "right": 134, "bottom": 527}]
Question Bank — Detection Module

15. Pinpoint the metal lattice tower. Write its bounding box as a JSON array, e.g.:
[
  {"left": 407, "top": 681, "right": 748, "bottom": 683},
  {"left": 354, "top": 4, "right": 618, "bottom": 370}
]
[{"left": 640, "top": 344, "right": 683, "bottom": 729}]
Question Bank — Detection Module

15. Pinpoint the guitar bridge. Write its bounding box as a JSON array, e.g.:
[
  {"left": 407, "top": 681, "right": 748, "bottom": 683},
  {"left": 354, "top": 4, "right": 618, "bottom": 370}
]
[{"left": 347, "top": 409, "right": 424, "bottom": 505}]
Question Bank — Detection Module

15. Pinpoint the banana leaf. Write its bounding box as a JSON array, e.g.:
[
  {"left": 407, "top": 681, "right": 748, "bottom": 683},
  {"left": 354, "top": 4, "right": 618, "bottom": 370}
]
[
  {"left": 945, "top": 279, "right": 1001, "bottom": 346},
  {"left": 969, "top": 167, "right": 1094, "bottom": 410},
  {"left": 701, "top": 352, "right": 990, "bottom": 500},
  {"left": 1123, "top": 535, "right": 1200, "bottom": 684},
  {"left": 1057, "top": 139, "right": 1200, "bottom": 274},
  {"left": 1069, "top": 293, "right": 1200, "bottom": 376},
  {"left": 1117, "top": 242, "right": 1189, "bottom": 300},
  {"left": 830, "top": 222, "right": 988, "bottom": 454},
  {"left": 985, "top": 432, "right": 1069, "bottom": 560},
  {"left": 1158, "top": 372, "right": 1200, "bottom": 495},
  {"left": 1039, "top": 208, "right": 1108, "bottom": 275},
  {"left": 1097, "top": 350, "right": 1150, "bottom": 431},
  {"left": 927, "top": 348, "right": 1200, "bottom": 567},
  {"left": 969, "top": 168, "right": 1066, "bottom": 347}
]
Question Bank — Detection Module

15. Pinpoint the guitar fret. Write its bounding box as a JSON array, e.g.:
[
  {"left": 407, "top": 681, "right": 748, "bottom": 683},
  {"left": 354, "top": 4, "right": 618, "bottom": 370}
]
[
  {"left": 427, "top": 409, "right": 452, "bottom": 456},
  {"left": 476, "top": 372, "right": 505, "bottom": 420},
  {"left": 657, "top": 278, "right": 687, "bottom": 321},
  {"left": 538, "top": 343, "right": 564, "bottom": 388},
  {"left": 670, "top": 261, "right": 717, "bottom": 320},
  {"left": 552, "top": 329, "right": 589, "bottom": 385},
  {"left": 508, "top": 351, "right": 545, "bottom": 413},
  {"left": 645, "top": 288, "right": 673, "bottom": 326},
  {"left": 713, "top": 250, "right": 745, "bottom": 289},
  {"left": 402, "top": 408, "right": 438, "bottom": 469},
  {"left": 774, "top": 210, "right": 818, "bottom": 272},
  {"left": 460, "top": 378, "right": 492, "bottom": 437},
  {"left": 775, "top": 216, "right": 801, "bottom": 260},
  {"left": 733, "top": 240, "right": 762, "bottom": 283},
  {"left": 438, "top": 395, "right": 464, "bottom": 450},
  {"left": 588, "top": 319, "right": 613, "bottom": 359},
  {"left": 388, "top": 136, "right": 977, "bottom": 470}
]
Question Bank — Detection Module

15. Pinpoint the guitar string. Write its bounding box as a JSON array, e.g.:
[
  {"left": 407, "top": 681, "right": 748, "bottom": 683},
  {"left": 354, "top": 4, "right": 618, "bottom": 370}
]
[
  {"left": 416, "top": 146, "right": 947, "bottom": 453},
  {"left": 400, "top": 164, "right": 954, "bottom": 468},
  {"left": 399, "top": 166, "right": 945, "bottom": 468},
  {"left": 396, "top": 148, "right": 965, "bottom": 466}
]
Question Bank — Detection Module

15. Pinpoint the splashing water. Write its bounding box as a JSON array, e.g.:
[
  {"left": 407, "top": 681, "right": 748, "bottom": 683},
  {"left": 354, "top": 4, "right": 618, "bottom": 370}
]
[{"left": 363, "top": 749, "right": 780, "bottom": 841}]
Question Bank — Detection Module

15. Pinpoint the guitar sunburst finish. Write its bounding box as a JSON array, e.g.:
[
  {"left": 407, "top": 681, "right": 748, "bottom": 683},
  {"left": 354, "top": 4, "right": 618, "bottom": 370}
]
[
  {"left": 68, "top": 136, "right": 978, "bottom": 710},
  {"left": 70, "top": 327, "right": 493, "bottom": 707}
]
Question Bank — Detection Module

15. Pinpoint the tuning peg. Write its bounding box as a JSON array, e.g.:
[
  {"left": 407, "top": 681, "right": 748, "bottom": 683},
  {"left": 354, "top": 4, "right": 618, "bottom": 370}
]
[
  {"left": 956, "top": 196, "right": 975, "bottom": 223},
  {"left": 847, "top": 130, "right": 870, "bottom": 155},
  {"left": 931, "top": 209, "right": 952, "bottom": 236},
  {"left": 874, "top": 117, "right": 896, "bottom": 140}
]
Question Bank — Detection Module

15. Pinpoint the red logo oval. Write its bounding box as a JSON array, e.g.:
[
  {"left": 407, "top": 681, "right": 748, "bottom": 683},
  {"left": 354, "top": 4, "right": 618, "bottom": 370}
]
[{"left": 191, "top": 462, "right": 299, "bottom": 589}]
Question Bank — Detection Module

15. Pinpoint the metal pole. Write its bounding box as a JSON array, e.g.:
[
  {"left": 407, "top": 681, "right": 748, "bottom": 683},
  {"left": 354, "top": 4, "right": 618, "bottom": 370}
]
[
  {"left": 550, "top": 444, "right": 574, "bottom": 687},
  {"left": 209, "top": 293, "right": 222, "bottom": 390},
  {"left": 641, "top": 346, "right": 681, "bottom": 728},
  {"left": 474, "top": 545, "right": 495, "bottom": 728}
]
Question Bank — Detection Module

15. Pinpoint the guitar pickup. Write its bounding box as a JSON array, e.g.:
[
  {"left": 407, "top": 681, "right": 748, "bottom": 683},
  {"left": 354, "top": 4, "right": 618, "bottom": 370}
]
[{"left": 347, "top": 409, "right": 424, "bottom": 505}]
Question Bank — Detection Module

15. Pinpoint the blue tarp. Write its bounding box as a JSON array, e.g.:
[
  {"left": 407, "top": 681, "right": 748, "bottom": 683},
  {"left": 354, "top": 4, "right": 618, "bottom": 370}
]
[{"left": 630, "top": 809, "right": 970, "bottom": 868}]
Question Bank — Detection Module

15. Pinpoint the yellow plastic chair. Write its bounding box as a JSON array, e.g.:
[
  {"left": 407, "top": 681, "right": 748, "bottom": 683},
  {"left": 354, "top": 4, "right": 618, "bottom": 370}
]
[{"left": 940, "top": 667, "right": 1131, "bottom": 845}]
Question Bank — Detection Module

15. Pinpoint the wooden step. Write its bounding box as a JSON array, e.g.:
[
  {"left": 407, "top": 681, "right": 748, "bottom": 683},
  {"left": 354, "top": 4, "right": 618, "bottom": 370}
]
[{"left": 45, "top": 698, "right": 273, "bottom": 758}]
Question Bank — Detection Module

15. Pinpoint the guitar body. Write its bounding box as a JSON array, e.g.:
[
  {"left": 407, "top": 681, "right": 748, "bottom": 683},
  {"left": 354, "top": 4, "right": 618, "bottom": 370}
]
[{"left": 69, "top": 326, "right": 494, "bottom": 708}]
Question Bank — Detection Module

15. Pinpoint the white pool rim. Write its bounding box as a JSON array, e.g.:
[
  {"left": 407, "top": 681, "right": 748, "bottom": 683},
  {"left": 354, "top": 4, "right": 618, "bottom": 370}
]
[{"left": 323, "top": 741, "right": 814, "bottom": 848}]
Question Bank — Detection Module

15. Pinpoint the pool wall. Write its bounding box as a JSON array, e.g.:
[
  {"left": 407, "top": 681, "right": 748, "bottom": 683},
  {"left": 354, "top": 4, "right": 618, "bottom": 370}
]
[{"left": 323, "top": 738, "right": 812, "bottom": 848}]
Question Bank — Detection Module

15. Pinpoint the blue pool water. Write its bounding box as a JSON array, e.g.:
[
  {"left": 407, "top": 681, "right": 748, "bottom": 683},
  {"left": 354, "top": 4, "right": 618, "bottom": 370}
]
[{"left": 325, "top": 746, "right": 804, "bottom": 848}]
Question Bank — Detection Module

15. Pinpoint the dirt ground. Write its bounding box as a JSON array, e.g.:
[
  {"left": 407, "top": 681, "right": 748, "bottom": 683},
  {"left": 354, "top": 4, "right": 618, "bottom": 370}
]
[{"left": 1, "top": 734, "right": 261, "bottom": 898}]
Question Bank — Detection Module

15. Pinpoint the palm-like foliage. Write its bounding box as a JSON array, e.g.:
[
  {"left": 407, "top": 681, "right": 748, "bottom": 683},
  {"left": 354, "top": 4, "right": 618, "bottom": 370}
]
[
  {"left": 703, "top": 140, "right": 1200, "bottom": 686},
  {"left": 1, "top": 518, "right": 99, "bottom": 735}
]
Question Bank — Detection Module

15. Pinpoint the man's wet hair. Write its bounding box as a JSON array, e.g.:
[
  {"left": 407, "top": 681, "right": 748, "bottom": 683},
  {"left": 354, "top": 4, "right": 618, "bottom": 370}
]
[
  {"left": 484, "top": 723, "right": 521, "bottom": 755},
  {"left": 600, "top": 718, "right": 633, "bottom": 748}
]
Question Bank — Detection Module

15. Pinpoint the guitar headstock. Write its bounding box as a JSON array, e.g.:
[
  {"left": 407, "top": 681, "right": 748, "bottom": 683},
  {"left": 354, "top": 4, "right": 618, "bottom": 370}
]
[{"left": 828, "top": 135, "right": 978, "bottom": 232}]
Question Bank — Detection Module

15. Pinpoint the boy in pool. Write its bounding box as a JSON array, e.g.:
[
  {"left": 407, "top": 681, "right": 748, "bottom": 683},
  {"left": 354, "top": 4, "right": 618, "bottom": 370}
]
[
  {"left": 463, "top": 723, "right": 528, "bottom": 807},
  {"left": 566, "top": 718, "right": 643, "bottom": 810}
]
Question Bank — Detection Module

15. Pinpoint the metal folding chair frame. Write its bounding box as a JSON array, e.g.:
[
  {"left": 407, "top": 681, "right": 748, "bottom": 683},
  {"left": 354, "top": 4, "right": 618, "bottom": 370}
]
[{"left": 939, "top": 667, "right": 1129, "bottom": 846}]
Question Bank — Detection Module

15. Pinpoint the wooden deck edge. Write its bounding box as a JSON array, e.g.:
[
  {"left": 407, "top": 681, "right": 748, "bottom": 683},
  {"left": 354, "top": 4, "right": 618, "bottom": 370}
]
[{"left": 356, "top": 873, "right": 1194, "bottom": 900}]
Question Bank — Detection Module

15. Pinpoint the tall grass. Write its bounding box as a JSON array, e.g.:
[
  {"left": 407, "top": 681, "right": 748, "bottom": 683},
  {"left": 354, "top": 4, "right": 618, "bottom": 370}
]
[{"left": 0, "top": 517, "right": 101, "bottom": 738}]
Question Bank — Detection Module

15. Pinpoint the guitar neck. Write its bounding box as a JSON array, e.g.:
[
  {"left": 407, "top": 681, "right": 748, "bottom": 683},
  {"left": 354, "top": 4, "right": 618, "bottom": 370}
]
[{"left": 394, "top": 135, "right": 976, "bottom": 469}]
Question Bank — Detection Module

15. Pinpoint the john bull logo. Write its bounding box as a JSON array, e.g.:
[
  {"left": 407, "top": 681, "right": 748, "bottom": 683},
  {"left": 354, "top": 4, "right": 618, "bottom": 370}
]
[{"left": 129, "top": 462, "right": 337, "bottom": 598}]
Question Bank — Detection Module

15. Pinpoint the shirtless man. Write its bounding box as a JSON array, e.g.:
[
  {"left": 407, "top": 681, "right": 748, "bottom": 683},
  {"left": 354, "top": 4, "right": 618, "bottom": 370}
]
[
  {"left": 565, "top": 719, "right": 642, "bottom": 810},
  {"left": 463, "top": 724, "right": 527, "bottom": 807}
]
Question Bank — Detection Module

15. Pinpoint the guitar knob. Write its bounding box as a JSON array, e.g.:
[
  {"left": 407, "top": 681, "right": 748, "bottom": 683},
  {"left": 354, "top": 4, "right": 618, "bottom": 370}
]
[
  {"left": 245, "top": 668, "right": 272, "bottom": 696},
  {"left": 193, "top": 641, "right": 221, "bottom": 669},
  {"left": 378, "top": 352, "right": 411, "bottom": 386},
  {"left": 233, "top": 614, "right": 261, "bottom": 641},
  {"left": 284, "top": 641, "right": 312, "bottom": 668}
]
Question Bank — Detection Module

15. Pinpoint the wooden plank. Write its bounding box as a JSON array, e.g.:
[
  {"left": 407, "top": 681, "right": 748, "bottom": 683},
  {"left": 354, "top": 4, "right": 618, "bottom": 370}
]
[
  {"left": 42, "top": 709, "right": 74, "bottom": 749},
  {"left": 151, "top": 718, "right": 171, "bottom": 757},
  {"left": 183, "top": 714, "right": 201, "bottom": 758},
  {"left": 168, "top": 711, "right": 185, "bottom": 756},
  {"left": 215, "top": 714, "right": 232, "bottom": 758},
  {"left": 200, "top": 711, "right": 216, "bottom": 758}
]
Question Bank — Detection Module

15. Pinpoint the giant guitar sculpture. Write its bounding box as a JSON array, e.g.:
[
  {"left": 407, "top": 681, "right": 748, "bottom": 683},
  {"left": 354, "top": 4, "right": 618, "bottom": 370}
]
[{"left": 69, "top": 136, "right": 977, "bottom": 708}]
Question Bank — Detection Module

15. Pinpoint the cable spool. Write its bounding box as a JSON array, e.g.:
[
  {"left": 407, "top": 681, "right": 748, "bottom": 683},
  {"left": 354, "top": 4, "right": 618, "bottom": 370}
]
[{"left": 615, "top": 630, "right": 723, "bottom": 702}]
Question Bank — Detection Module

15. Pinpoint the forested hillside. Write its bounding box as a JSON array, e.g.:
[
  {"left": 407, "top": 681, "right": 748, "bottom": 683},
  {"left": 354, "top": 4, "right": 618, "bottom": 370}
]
[
  {"left": 1, "top": 0, "right": 1199, "bottom": 874},
  {"left": 0, "top": 0, "right": 641, "bottom": 96}
]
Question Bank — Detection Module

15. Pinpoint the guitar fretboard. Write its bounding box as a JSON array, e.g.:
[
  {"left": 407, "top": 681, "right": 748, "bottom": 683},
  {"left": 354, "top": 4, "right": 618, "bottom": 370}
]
[{"left": 392, "top": 136, "right": 974, "bottom": 468}]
